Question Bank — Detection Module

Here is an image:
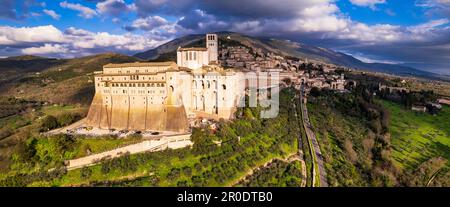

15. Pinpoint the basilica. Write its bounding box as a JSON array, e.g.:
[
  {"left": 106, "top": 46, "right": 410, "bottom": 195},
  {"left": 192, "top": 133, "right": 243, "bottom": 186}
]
[{"left": 85, "top": 34, "right": 245, "bottom": 132}]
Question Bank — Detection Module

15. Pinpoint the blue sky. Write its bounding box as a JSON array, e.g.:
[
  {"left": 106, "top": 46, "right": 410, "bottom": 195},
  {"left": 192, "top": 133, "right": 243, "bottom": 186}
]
[{"left": 1, "top": 0, "right": 450, "bottom": 75}]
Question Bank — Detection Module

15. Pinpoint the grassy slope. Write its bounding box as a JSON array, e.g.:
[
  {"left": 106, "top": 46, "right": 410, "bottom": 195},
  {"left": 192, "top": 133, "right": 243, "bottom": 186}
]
[
  {"left": 380, "top": 100, "right": 450, "bottom": 169},
  {"left": 308, "top": 102, "right": 369, "bottom": 187}
]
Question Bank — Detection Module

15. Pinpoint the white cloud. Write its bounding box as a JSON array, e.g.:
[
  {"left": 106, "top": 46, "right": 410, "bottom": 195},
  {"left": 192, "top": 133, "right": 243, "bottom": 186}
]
[
  {"left": 60, "top": 1, "right": 97, "bottom": 19},
  {"left": 68, "top": 31, "right": 157, "bottom": 51},
  {"left": 0, "top": 35, "right": 15, "bottom": 45},
  {"left": 22, "top": 44, "right": 68, "bottom": 55},
  {"left": 416, "top": 0, "right": 450, "bottom": 7},
  {"left": 0, "top": 25, "right": 65, "bottom": 45},
  {"left": 288, "top": 16, "right": 349, "bottom": 33},
  {"left": 124, "top": 16, "right": 188, "bottom": 37},
  {"left": 129, "top": 16, "right": 169, "bottom": 30},
  {"left": 406, "top": 18, "right": 450, "bottom": 40},
  {"left": 65, "top": 27, "right": 92, "bottom": 36},
  {"left": 349, "top": 0, "right": 386, "bottom": 9},
  {"left": 300, "top": 3, "right": 340, "bottom": 17},
  {"left": 112, "top": 18, "right": 120, "bottom": 23},
  {"left": 43, "top": 9, "right": 61, "bottom": 20},
  {"left": 347, "top": 51, "right": 404, "bottom": 64},
  {"left": 30, "top": 12, "right": 41, "bottom": 17},
  {"left": 96, "top": 0, "right": 136, "bottom": 16},
  {"left": 0, "top": 24, "right": 169, "bottom": 57}
]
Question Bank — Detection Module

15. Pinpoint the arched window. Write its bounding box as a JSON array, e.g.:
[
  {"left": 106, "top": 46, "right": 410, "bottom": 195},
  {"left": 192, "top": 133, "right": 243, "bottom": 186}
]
[{"left": 222, "top": 84, "right": 226, "bottom": 90}]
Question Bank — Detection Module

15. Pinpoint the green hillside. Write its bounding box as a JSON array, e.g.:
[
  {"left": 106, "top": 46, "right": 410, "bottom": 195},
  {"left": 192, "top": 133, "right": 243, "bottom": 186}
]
[
  {"left": 0, "top": 53, "right": 141, "bottom": 105},
  {"left": 0, "top": 89, "right": 300, "bottom": 187},
  {"left": 381, "top": 100, "right": 449, "bottom": 169}
]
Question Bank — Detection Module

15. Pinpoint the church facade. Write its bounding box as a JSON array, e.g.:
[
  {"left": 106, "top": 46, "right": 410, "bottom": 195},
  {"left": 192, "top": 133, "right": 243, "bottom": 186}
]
[{"left": 85, "top": 34, "right": 245, "bottom": 133}]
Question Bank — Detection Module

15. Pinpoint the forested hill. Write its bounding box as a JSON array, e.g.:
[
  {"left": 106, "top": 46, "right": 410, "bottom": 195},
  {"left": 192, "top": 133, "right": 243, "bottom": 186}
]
[{"left": 0, "top": 53, "right": 141, "bottom": 105}]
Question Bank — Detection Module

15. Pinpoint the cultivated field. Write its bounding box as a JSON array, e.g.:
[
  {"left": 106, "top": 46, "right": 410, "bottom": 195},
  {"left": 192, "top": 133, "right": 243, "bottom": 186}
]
[{"left": 381, "top": 100, "right": 450, "bottom": 170}]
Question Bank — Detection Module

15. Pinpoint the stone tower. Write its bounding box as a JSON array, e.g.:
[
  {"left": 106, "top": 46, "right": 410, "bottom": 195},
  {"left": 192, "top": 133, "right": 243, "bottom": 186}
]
[{"left": 206, "top": 33, "right": 218, "bottom": 64}]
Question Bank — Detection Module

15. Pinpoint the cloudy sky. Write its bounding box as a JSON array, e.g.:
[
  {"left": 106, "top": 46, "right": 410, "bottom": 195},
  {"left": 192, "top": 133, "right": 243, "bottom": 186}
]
[{"left": 1, "top": 0, "right": 450, "bottom": 74}]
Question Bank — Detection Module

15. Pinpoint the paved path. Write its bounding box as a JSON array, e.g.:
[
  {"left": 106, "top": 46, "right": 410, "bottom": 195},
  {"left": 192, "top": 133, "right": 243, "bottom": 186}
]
[
  {"left": 292, "top": 98, "right": 309, "bottom": 187},
  {"left": 66, "top": 134, "right": 192, "bottom": 170},
  {"left": 300, "top": 86, "right": 329, "bottom": 187}
]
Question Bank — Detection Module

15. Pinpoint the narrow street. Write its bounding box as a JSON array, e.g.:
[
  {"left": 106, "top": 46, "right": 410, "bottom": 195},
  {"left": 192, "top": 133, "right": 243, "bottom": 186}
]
[{"left": 299, "top": 85, "right": 329, "bottom": 187}]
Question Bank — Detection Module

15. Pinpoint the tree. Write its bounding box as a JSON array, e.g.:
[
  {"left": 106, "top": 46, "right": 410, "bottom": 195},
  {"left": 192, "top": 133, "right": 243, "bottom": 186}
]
[
  {"left": 80, "top": 167, "right": 92, "bottom": 179},
  {"left": 191, "top": 176, "right": 204, "bottom": 187},
  {"left": 58, "top": 113, "right": 81, "bottom": 127},
  {"left": 310, "top": 87, "right": 321, "bottom": 97},
  {"left": 40, "top": 115, "right": 59, "bottom": 132},
  {"left": 54, "top": 134, "right": 76, "bottom": 153},
  {"left": 182, "top": 166, "right": 192, "bottom": 177},
  {"left": 194, "top": 163, "right": 203, "bottom": 172},
  {"left": 17, "top": 137, "right": 38, "bottom": 162},
  {"left": 167, "top": 168, "right": 181, "bottom": 180}
]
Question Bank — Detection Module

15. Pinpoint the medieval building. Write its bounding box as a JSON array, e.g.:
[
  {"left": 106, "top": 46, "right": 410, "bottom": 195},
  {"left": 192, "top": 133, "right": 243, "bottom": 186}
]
[{"left": 85, "top": 34, "right": 244, "bottom": 133}]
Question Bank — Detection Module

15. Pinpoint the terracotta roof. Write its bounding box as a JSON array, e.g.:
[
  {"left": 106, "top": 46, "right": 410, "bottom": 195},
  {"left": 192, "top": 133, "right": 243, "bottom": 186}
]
[
  {"left": 103, "top": 61, "right": 177, "bottom": 68},
  {"left": 177, "top": 47, "right": 208, "bottom": 51}
]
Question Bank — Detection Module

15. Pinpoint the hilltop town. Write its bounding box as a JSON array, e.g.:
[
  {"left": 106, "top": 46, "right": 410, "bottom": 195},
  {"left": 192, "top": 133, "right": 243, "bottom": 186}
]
[
  {"left": 0, "top": 32, "right": 448, "bottom": 187},
  {"left": 61, "top": 34, "right": 353, "bottom": 140}
]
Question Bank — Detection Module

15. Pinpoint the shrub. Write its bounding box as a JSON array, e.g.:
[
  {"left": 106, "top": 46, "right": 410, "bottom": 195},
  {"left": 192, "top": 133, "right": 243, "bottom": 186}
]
[
  {"left": 177, "top": 180, "right": 189, "bottom": 187},
  {"left": 40, "top": 115, "right": 59, "bottom": 132},
  {"left": 182, "top": 166, "right": 192, "bottom": 177},
  {"left": 58, "top": 113, "right": 81, "bottom": 127},
  {"left": 194, "top": 163, "right": 202, "bottom": 172},
  {"left": 167, "top": 168, "right": 180, "bottom": 180},
  {"left": 80, "top": 167, "right": 92, "bottom": 179},
  {"left": 54, "top": 134, "right": 76, "bottom": 152},
  {"left": 127, "top": 133, "right": 143, "bottom": 140}
]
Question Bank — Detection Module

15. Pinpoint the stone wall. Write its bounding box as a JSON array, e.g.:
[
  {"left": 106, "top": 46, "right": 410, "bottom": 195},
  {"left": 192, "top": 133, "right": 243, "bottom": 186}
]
[{"left": 85, "top": 93, "right": 188, "bottom": 132}]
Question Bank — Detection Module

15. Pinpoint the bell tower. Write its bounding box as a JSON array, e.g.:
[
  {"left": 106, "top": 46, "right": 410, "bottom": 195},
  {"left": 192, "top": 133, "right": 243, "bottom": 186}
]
[{"left": 206, "top": 33, "right": 218, "bottom": 64}]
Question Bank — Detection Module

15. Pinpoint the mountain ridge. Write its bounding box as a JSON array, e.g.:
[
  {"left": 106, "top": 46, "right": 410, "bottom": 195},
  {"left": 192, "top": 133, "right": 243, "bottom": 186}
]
[{"left": 133, "top": 31, "right": 450, "bottom": 82}]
